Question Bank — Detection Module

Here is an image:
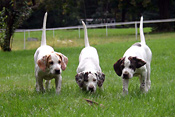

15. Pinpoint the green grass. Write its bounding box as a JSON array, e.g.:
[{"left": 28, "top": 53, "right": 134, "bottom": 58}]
[{"left": 0, "top": 29, "right": 175, "bottom": 116}]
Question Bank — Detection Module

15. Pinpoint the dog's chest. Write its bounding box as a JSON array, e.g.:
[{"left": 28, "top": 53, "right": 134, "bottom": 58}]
[
  {"left": 133, "top": 67, "right": 145, "bottom": 76},
  {"left": 38, "top": 71, "right": 58, "bottom": 80}
]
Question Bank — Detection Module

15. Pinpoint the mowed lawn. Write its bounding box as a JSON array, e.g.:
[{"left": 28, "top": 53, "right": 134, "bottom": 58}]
[
  {"left": 0, "top": 29, "right": 175, "bottom": 116},
  {"left": 12, "top": 28, "right": 151, "bottom": 50}
]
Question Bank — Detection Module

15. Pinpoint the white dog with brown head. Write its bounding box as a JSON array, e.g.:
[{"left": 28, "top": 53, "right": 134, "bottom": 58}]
[
  {"left": 113, "top": 16, "right": 152, "bottom": 95},
  {"left": 75, "top": 21, "right": 105, "bottom": 93},
  {"left": 34, "top": 12, "right": 68, "bottom": 94}
]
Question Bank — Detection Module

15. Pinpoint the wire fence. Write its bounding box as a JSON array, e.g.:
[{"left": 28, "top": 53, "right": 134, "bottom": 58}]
[{"left": 15, "top": 18, "right": 175, "bottom": 49}]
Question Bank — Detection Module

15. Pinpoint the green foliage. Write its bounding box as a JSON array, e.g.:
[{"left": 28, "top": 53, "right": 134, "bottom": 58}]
[
  {"left": 0, "top": 7, "right": 7, "bottom": 47},
  {"left": 21, "top": 0, "right": 175, "bottom": 30},
  {"left": 13, "top": 1, "right": 32, "bottom": 29},
  {"left": 0, "top": 0, "right": 33, "bottom": 51},
  {"left": 0, "top": 35, "right": 175, "bottom": 116}
]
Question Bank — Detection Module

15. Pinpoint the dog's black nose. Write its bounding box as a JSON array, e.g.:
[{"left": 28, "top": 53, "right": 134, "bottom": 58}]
[
  {"left": 55, "top": 69, "right": 60, "bottom": 74},
  {"left": 123, "top": 72, "right": 129, "bottom": 79},
  {"left": 88, "top": 86, "right": 94, "bottom": 92}
]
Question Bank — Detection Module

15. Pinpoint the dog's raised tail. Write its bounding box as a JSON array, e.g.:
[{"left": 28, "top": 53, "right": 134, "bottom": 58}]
[
  {"left": 41, "top": 12, "right": 47, "bottom": 46},
  {"left": 82, "top": 21, "right": 90, "bottom": 47},
  {"left": 140, "top": 16, "right": 146, "bottom": 45}
]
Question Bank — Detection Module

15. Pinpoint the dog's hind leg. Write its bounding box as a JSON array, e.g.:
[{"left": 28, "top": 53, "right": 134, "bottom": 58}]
[
  {"left": 139, "top": 71, "right": 148, "bottom": 93},
  {"left": 146, "top": 64, "right": 151, "bottom": 90}
]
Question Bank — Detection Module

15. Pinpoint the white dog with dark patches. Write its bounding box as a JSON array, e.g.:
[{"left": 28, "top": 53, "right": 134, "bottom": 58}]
[
  {"left": 113, "top": 16, "right": 152, "bottom": 94},
  {"left": 34, "top": 12, "right": 68, "bottom": 94},
  {"left": 75, "top": 21, "right": 105, "bottom": 92}
]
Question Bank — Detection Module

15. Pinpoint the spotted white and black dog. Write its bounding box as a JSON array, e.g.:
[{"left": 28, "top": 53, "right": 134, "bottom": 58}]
[
  {"left": 75, "top": 21, "right": 105, "bottom": 92},
  {"left": 113, "top": 16, "right": 152, "bottom": 94},
  {"left": 34, "top": 12, "right": 68, "bottom": 94}
]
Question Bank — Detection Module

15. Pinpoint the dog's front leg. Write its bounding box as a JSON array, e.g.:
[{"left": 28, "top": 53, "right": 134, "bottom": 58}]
[
  {"left": 55, "top": 75, "right": 62, "bottom": 95},
  {"left": 99, "top": 86, "right": 104, "bottom": 91},
  {"left": 35, "top": 76, "right": 40, "bottom": 92},
  {"left": 123, "top": 78, "right": 129, "bottom": 95},
  {"left": 45, "top": 80, "right": 51, "bottom": 90},
  {"left": 38, "top": 77, "right": 45, "bottom": 92},
  {"left": 139, "top": 71, "right": 148, "bottom": 93},
  {"left": 35, "top": 70, "right": 40, "bottom": 92}
]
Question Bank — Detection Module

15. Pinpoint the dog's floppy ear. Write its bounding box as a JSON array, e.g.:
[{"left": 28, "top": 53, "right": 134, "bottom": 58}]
[
  {"left": 113, "top": 57, "right": 125, "bottom": 76},
  {"left": 75, "top": 72, "right": 89, "bottom": 88},
  {"left": 55, "top": 52, "right": 68, "bottom": 71},
  {"left": 75, "top": 72, "right": 85, "bottom": 88},
  {"left": 131, "top": 57, "right": 146, "bottom": 68},
  {"left": 37, "top": 55, "right": 50, "bottom": 72},
  {"left": 96, "top": 72, "right": 105, "bottom": 87}
]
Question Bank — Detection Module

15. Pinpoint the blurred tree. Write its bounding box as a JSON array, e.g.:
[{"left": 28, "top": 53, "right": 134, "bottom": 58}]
[
  {"left": 92, "top": 0, "right": 110, "bottom": 22},
  {"left": 21, "top": 0, "right": 79, "bottom": 28},
  {"left": 118, "top": 0, "right": 152, "bottom": 21},
  {"left": 2, "top": 0, "right": 174, "bottom": 34},
  {"left": 118, "top": 0, "right": 131, "bottom": 22},
  {"left": 157, "top": 0, "right": 172, "bottom": 31},
  {"left": 0, "top": 0, "right": 38, "bottom": 51}
]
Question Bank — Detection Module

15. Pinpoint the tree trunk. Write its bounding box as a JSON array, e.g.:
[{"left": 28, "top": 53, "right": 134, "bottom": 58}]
[
  {"left": 1, "top": 0, "right": 35, "bottom": 51},
  {"left": 121, "top": 8, "right": 126, "bottom": 22},
  {"left": 121, "top": 8, "right": 126, "bottom": 27},
  {"left": 2, "top": 26, "right": 13, "bottom": 51},
  {"left": 1, "top": 9, "right": 15, "bottom": 51}
]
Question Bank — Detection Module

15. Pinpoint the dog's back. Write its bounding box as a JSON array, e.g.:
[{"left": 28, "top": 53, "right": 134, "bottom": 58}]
[
  {"left": 77, "top": 46, "right": 100, "bottom": 72},
  {"left": 79, "top": 21, "right": 99, "bottom": 62},
  {"left": 124, "top": 16, "right": 152, "bottom": 63},
  {"left": 77, "top": 21, "right": 101, "bottom": 73},
  {"left": 34, "top": 12, "right": 54, "bottom": 63}
]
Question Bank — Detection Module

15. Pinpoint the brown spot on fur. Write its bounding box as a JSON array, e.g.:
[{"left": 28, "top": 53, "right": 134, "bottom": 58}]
[
  {"left": 37, "top": 55, "right": 51, "bottom": 72},
  {"left": 75, "top": 72, "right": 84, "bottom": 88},
  {"left": 46, "top": 55, "right": 52, "bottom": 68},
  {"left": 84, "top": 72, "right": 89, "bottom": 82},
  {"left": 47, "top": 54, "right": 62, "bottom": 68},
  {"left": 96, "top": 72, "right": 105, "bottom": 87},
  {"left": 55, "top": 53, "right": 62, "bottom": 60},
  {"left": 132, "top": 42, "right": 141, "bottom": 47},
  {"left": 55, "top": 53, "right": 68, "bottom": 71},
  {"left": 128, "top": 56, "right": 146, "bottom": 69}
]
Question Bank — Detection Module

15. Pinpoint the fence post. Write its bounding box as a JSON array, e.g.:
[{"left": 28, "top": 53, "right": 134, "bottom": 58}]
[
  {"left": 24, "top": 31, "right": 26, "bottom": 49},
  {"left": 28, "top": 30, "right": 30, "bottom": 38},
  {"left": 78, "top": 26, "right": 80, "bottom": 38},
  {"left": 53, "top": 29, "right": 55, "bottom": 38},
  {"left": 135, "top": 22, "right": 137, "bottom": 40},
  {"left": 106, "top": 23, "right": 108, "bottom": 36}
]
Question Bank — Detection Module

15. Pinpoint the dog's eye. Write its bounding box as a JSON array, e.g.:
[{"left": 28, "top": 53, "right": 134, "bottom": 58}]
[
  {"left": 58, "top": 60, "right": 61, "bottom": 64},
  {"left": 93, "top": 79, "right": 96, "bottom": 82},
  {"left": 49, "top": 61, "right": 53, "bottom": 65},
  {"left": 129, "top": 65, "right": 136, "bottom": 71},
  {"left": 129, "top": 65, "right": 134, "bottom": 69}
]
